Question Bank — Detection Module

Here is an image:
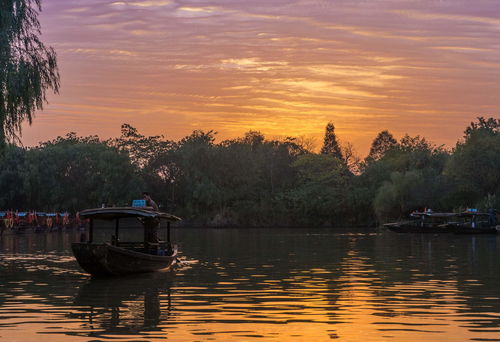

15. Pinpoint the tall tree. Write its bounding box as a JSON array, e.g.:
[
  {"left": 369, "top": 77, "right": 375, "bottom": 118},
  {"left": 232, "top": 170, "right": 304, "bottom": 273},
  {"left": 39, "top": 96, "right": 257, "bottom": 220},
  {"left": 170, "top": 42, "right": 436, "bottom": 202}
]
[
  {"left": 320, "top": 122, "right": 342, "bottom": 159},
  {"left": 0, "top": 0, "right": 59, "bottom": 149},
  {"left": 25, "top": 133, "right": 141, "bottom": 211},
  {"left": 463, "top": 116, "right": 500, "bottom": 139},
  {"left": 113, "top": 123, "right": 173, "bottom": 168},
  {"left": 367, "top": 130, "right": 398, "bottom": 161},
  {"left": 288, "top": 153, "right": 350, "bottom": 226},
  {"left": 446, "top": 117, "right": 500, "bottom": 205}
]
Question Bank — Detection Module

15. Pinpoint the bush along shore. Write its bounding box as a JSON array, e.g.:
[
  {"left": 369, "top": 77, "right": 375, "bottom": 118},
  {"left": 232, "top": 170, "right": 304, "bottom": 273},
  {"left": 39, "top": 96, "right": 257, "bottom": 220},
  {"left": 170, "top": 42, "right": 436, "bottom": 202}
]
[{"left": 0, "top": 117, "right": 498, "bottom": 228}]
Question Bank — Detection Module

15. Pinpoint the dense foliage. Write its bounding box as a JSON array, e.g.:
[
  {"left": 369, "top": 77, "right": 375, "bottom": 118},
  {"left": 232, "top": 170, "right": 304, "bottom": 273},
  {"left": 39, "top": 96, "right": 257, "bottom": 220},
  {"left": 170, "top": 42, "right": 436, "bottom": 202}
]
[{"left": 0, "top": 117, "right": 498, "bottom": 227}]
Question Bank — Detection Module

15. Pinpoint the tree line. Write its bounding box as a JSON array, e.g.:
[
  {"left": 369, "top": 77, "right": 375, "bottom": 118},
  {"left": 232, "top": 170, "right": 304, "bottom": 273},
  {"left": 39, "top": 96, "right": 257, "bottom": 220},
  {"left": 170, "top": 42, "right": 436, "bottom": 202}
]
[
  {"left": 1, "top": 2, "right": 498, "bottom": 227},
  {"left": 0, "top": 117, "right": 498, "bottom": 227}
]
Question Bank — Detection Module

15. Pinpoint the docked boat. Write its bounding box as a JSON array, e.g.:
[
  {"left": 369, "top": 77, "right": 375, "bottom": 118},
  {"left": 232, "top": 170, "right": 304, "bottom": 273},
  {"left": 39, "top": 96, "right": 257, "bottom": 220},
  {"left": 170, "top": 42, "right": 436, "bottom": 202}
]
[
  {"left": 384, "top": 211, "right": 458, "bottom": 233},
  {"left": 450, "top": 211, "right": 499, "bottom": 235},
  {"left": 72, "top": 207, "right": 181, "bottom": 276}
]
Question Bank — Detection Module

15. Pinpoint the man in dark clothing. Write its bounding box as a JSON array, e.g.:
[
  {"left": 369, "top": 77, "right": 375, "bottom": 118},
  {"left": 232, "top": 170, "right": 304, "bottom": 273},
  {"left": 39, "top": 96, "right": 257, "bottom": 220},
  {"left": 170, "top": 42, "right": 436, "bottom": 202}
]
[
  {"left": 143, "top": 192, "right": 159, "bottom": 211},
  {"left": 488, "top": 208, "right": 497, "bottom": 226},
  {"left": 142, "top": 192, "right": 160, "bottom": 250}
]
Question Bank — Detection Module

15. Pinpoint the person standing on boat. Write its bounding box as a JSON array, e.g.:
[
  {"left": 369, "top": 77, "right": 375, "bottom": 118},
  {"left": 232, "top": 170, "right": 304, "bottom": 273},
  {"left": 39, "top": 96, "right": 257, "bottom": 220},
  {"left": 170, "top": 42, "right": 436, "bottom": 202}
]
[
  {"left": 142, "top": 192, "right": 160, "bottom": 249},
  {"left": 488, "top": 208, "right": 497, "bottom": 226},
  {"left": 143, "top": 192, "right": 159, "bottom": 211}
]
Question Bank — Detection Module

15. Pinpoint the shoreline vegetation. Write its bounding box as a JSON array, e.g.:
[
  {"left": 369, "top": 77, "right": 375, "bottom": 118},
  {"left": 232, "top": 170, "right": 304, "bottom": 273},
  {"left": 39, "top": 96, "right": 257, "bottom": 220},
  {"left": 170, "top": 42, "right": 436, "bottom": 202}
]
[{"left": 0, "top": 117, "right": 498, "bottom": 228}]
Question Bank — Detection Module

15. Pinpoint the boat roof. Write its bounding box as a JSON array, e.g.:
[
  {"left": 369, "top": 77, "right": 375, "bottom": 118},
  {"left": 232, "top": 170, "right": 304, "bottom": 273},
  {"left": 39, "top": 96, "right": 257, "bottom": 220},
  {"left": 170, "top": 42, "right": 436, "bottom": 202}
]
[
  {"left": 79, "top": 207, "right": 181, "bottom": 221},
  {"left": 458, "top": 211, "right": 490, "bottom": 217},
  {"left": 410, "top": 211, "right": 457, "bottom": 218}
]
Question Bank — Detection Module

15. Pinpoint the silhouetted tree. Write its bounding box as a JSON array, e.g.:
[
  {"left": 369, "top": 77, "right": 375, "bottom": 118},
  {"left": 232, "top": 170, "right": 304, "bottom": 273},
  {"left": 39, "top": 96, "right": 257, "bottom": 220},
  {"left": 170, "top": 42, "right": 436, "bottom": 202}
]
[
  {"left": 0, "top": 0, "right": 59, "bottom": 150},
  {"left": 0, "top": 118, "right": 498, "bottom": 227},
  {"left": 341, "top": 141, "right": 361, "bottom": 174},
  {"left": 0, "top": 145, "right": 27, "bottom": 208},
  {"left": 463, "top": 116, "right": 500, "bottom": 139},
  {"left": 25, "top": 133, "right": 140, "bottom": 211},
  {"left": 288, "top": 153, "right": 350, "bottom": 226},
  {"left": 447, "top": 117, "right": 500, "bottom": 206},
  {"left": 320, "top": 122, "right": 342, "bottom": 159},
  {"left": 368, "top": 130, "right": 398, "bottom": 161},
  {"left": 112, "top": 123, "right": 173, "bottom": 168}
]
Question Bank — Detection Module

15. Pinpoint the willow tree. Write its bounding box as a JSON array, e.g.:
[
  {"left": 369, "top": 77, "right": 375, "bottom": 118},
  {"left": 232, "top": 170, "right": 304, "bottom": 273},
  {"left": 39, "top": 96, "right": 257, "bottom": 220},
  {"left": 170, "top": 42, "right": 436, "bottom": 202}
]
[{"left": 0, "top": 0, "right": 59, "bottom": 150}]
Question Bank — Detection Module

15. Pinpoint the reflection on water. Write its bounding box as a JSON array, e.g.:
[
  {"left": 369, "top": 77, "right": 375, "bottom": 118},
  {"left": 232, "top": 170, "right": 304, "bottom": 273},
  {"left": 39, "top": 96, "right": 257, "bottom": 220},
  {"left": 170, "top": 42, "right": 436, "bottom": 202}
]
[
  {"left": 70, "top": 273, "right": 173, "bottom": 340},
  {"left": 1, "top": 228, "right": 500, "bottom": 341}
]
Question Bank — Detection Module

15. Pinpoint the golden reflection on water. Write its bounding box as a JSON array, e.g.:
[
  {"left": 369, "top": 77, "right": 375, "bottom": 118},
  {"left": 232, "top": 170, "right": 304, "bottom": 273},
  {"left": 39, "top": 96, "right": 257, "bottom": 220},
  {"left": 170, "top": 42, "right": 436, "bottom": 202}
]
[
  {"left": 327, "top": 251, "right": 489, "bottom": 342},
  {"left": 1, "top": 229, "right": 500, "bottom": 341}
]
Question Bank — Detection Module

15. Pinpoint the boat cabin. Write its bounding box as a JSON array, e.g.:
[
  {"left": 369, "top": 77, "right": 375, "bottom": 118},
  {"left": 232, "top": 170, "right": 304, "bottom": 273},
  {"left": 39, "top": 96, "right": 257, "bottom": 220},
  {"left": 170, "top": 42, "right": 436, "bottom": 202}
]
[
  {"left": 79, "top": 207, "right": 180, "bottom": 252},
  {"left": 72, "top": 207, "right": 181, "bottom": 276},
  {"left": 384, "top": 211, "right": 458, "bottom": 233}
]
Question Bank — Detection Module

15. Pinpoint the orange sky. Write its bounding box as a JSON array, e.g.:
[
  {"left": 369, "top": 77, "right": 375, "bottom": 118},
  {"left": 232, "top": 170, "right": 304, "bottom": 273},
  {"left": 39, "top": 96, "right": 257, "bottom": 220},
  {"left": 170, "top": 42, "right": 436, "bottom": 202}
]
[{"left": 21, "top": 0, "right": 500, "bottom": 155}]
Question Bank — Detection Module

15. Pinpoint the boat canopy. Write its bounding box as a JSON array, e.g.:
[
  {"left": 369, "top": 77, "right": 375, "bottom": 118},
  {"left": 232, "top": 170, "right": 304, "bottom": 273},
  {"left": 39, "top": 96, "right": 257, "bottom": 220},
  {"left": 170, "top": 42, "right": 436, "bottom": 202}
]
[
  {"left": 457, "top": 211, "right": 490, "bottom": 217},
  {"left": 79, "top": 207, "right": 181, "bottom": 221},
  {"left": 410, "top": 212, "right": 457, "bottom": 218}
]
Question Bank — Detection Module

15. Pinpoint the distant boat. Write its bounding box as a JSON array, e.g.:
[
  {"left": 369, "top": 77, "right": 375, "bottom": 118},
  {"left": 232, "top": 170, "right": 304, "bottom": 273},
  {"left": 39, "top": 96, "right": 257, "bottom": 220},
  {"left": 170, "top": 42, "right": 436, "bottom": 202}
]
[
  {"left": 72, "top": 207, "right": 181, "bottom": 276},
  {"left": 450, "top": 211, "right": 499, "bottom": 235},
  {"left": 384, "top": 211, "right": 458, "bottom": 233}
]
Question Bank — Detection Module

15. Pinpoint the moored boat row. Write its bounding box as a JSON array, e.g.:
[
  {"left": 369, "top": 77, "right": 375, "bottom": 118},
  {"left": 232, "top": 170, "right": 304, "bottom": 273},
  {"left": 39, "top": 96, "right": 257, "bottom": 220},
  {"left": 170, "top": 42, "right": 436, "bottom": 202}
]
[
  {"left": 384, "top": 209, "right": 499, "bottom": 234},
  {"left": 0, "top": 210, "right": 86, "bottom": 234}
]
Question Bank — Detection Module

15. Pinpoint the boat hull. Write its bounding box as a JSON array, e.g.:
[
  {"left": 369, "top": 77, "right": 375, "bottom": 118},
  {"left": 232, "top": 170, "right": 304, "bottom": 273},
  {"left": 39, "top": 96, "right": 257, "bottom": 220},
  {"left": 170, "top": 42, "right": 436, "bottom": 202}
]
[
  {"left": 384, "top": 222, "right": 451, "bottom": 233},
  {"left": 72, "top": 243, "right": 177, "bottom": 276}
]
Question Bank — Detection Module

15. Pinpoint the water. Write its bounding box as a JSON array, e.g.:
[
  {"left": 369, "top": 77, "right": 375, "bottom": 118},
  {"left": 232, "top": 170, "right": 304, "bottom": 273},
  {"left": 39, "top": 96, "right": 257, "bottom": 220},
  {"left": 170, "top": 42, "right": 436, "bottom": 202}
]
[{"left": 1, "top": 228, "right": 499, "bottom": 341}]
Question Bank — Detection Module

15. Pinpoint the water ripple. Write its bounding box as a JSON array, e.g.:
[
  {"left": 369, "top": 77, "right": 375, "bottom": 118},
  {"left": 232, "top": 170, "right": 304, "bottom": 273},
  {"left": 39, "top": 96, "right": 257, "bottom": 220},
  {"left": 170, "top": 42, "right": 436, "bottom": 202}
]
[{"left": 0, "top": 229, "right": 499, "bottom": 341}]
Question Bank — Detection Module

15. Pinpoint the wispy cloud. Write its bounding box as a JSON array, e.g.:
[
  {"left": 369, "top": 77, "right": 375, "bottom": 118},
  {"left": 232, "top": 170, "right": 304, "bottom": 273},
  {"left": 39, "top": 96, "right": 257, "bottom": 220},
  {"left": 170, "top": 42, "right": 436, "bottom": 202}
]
[
  {"left": 110, "top": 1, "right": 172, "bottom": 8},
  {"left": 26, "top": 0, "right": 500, "bottom": 154}
]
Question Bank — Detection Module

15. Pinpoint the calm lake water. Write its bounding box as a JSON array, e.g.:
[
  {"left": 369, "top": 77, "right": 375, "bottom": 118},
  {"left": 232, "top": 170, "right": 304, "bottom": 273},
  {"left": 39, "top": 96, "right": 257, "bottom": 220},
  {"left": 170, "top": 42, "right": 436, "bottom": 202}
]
[{"left": 0, "top": 227, "right": 499, "bottom": 341}]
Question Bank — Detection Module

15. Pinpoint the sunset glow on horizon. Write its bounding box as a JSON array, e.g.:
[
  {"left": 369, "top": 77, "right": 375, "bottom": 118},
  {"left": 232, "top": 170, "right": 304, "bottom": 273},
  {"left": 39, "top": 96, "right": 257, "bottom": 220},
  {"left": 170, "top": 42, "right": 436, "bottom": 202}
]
[{"left": 22, "top": 0, "right": 500, "bottom": 155}]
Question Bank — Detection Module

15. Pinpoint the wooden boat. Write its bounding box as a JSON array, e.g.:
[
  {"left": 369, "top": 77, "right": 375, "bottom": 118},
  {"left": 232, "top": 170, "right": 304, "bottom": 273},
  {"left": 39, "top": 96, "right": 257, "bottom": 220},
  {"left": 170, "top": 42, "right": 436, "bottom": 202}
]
[
  {"left": 384, "top": 211, "right": 458, "bottom": 233},
  {"left": 450, "top": 211, "right": 499, "bottom": 235},
  {"left": 72, "top": 207, "right": 181, "bottom": 277}
]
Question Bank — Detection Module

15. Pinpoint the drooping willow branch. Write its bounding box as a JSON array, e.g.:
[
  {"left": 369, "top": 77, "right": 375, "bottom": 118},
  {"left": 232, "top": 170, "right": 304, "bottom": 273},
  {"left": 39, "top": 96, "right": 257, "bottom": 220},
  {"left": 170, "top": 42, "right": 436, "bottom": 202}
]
[{"left": 0, "top": 0, "right": 60, "bottom": 149}]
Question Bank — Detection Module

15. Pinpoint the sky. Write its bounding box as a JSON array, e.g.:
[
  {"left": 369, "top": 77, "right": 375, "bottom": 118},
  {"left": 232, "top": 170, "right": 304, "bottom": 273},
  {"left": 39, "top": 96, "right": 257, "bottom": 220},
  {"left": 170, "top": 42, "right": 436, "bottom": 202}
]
[{"left": 21, "top": 0, "right": 500, "bottom": 155}]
